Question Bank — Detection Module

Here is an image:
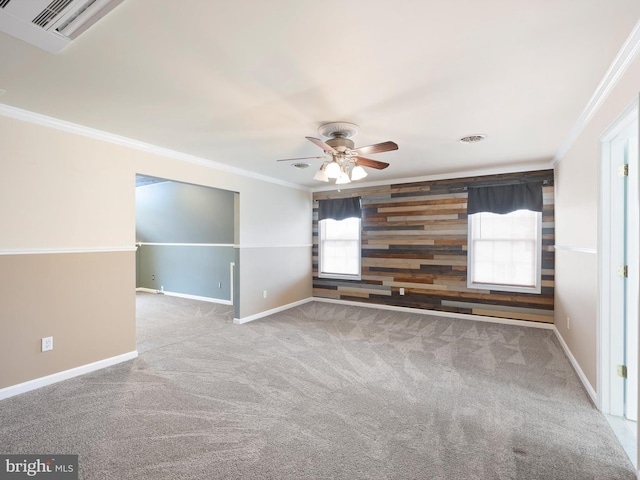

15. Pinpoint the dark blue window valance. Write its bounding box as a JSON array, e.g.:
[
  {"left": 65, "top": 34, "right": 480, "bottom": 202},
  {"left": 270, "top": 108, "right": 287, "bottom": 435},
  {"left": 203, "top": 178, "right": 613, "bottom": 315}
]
[
  {"left": 467, "top": 182, "right": 543, "bottom": 215},
  {"left": 318, "top": 197, "right": 362, "bottom": 221}
]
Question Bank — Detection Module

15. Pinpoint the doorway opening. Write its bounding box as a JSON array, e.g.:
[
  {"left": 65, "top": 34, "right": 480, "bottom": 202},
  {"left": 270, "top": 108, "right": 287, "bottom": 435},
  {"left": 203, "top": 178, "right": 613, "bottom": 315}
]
[
  {"left": 600, "top": 99, "right": 639, "bottom": 467},
  {"left": 134, "top": 174, "right": 240, "bottom": 319}
]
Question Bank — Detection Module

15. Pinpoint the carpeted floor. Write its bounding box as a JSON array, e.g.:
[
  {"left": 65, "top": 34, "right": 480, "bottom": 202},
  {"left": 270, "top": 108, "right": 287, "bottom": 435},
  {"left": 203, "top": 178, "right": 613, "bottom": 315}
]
[{"left": 0, "top": 293, "right": 636, "bottom": 479}]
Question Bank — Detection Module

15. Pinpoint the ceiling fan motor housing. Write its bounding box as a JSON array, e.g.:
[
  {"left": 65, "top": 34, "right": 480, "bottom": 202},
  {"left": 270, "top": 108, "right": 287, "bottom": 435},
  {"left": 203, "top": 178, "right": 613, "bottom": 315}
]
[
  {"left": 319, "top": 121, "right": 359, "bottom": 152},
  {"left": 318, "top": 121, "right": 359, "bottom": 138},
  {"left": 326, "top": 137, "right": 355, "bottom": 152}
]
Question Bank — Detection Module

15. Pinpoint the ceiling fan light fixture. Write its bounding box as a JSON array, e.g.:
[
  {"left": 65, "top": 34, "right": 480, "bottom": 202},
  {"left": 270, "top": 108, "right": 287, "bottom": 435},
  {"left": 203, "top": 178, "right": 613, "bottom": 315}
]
[
  {"left": 325, "top": 161, "right": 341, "bottom": 179},
  {"left": 335, "top": 171, "right": 351, "bottom": 184},
  {"left": 313, "top": 165, "right": 329, "bottom": 182},
  {"left": 275, "top": 122, "right": 397, "bottom": 183},
  {"left": 351, "top": 165, "right": 368, "bottom": 181}
]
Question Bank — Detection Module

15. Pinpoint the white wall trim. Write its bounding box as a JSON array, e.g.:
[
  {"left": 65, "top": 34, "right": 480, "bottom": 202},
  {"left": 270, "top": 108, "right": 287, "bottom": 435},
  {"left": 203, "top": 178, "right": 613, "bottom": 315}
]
[
  {"left": 553, "top": 326, "right": 599, "bottom": 407},
  {"left": 137, "top": 242, "right": 312, "bottom": 249},
  {"left": 137, "top": 242, "right": 236, "bottom": 248},
  {"left": 554, "top": 245, "right": 598, "bottom": 255},
  {"left": 0, "top": 351, "right": 138, "bottom": 401},
  {"left": 233, "top": 297, "right": 314, "bottom": 324},
  {"left": 0, "top": 246, "right": 136, "bottom": 256},
  {"left": 0, "top": 103, "right": 308, "bottom": 192},
  {"left": 137, "top": 243, "right": 313, "bottom": 249},
  {"left": 312, "top": 297, "right": 554, "bottom": 330},
  {"left": 601, "top": 98, "right": 640, "bottom": 142},
  {"left": 553, "top": 19, "right": 640, "bottom": 166},
  {"left": 237, "top": 244, "right": 313, "bottom": 249},
  {"left": 136, "top": 288, "right": 232, "bottom": 305},
  {"left": 136, "top": 287, "right": 159, "bottom": 294}
]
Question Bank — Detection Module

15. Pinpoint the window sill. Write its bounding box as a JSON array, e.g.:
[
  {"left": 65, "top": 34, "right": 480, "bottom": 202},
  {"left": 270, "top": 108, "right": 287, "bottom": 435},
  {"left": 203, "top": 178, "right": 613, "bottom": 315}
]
[
  {"left": 318, "top": 272, "right": 361, "bottom": 281},
  {"left": 468, "top": 282, "right": 541, "bottom": 294}
]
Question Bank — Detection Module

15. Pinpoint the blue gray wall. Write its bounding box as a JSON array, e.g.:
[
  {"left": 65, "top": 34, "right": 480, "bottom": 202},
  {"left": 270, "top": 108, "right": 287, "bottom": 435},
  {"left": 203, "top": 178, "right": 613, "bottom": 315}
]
[{"left": 135, "top": 180, "right": 236, "bottom": 303}]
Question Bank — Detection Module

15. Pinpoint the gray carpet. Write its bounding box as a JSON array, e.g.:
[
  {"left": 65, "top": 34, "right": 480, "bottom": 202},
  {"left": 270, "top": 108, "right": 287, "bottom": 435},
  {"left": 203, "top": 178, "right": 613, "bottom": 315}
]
[{"left": 0, "top": 293, "right": 635, "bottom": 479}]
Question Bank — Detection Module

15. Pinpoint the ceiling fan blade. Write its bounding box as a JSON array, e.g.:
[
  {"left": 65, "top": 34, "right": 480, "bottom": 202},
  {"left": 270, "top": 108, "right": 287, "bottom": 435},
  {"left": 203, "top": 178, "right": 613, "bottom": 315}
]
[
  {"left": 355, "top": 156, "right": 390, "bottom": 170},
  {"left": 276, "top": 155, "right": 328, "bottom": 162},
  {"left": 353, "top": 141, "right": 398, "bottom": 155},
  {"left": 306, "top": 136, "right": 337, "bottom": 153}
]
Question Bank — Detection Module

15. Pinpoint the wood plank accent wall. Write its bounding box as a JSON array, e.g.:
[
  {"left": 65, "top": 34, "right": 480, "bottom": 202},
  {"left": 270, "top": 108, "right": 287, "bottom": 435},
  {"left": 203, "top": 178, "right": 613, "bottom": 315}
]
[{"left": 312, "top": 170, "right": 555, "bottom": 324}]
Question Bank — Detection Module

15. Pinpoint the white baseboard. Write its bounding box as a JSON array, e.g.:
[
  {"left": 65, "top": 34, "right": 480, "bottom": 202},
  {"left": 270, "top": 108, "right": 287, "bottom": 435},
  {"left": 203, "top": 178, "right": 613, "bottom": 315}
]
[
  {"left": 313, "top": 297, "right": 554, "bottom": 330},
  {"left": 233, "top": 296, "right": 555, "bottom": 329},
  {"left": 553, "top": 326, "right": 599, "bottom": 407},
  {"left": 233, "top": 297, "right": 314, "bottom": 324},
  {"left": 136, "top": 287, "right": 158, "bottom": 293},
  {"left": 136, "top": 287, "right": 232, "bottom": 305},
  {"left": 0, "top": 351, "right": 138, "bottom": 401}
]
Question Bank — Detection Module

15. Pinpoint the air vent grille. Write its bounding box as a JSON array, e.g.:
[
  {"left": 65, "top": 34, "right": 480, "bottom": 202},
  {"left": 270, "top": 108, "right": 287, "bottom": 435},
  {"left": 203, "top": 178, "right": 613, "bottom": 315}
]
[
  {"left": 55, "top": 0, "right": 98, "bottom": 34},
  {"left": 32, "top": 0, "right": 74, "bottom": 28},
  {"left": 0, "top": 0, "right": 12, "bottom": 8}
]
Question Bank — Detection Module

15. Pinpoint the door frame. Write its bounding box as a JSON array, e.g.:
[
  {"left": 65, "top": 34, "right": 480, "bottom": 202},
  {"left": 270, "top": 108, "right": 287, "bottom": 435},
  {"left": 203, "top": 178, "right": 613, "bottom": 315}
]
[{"left": 599, "top": 97, "right": 639, "bottom": 414}]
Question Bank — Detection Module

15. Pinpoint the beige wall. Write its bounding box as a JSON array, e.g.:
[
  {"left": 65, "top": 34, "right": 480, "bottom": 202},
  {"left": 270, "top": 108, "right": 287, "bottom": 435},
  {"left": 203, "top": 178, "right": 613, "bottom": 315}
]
[
  {"left": 0, "top": 114, "right": 312, "bottom": 389},
  {"left": 239, "top": 246, "right": 311, "bottom": 318},
  {"left": 0, "top": 252, "right": 135, "bottom": 389},
  {"left": 554, "top": 54, "right": 640, "bottom": 390}
]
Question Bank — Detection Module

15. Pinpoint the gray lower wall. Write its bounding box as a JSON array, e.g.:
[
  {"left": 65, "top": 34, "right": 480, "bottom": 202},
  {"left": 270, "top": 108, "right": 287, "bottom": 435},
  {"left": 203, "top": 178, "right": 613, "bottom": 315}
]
[{"left": 137, "top": 245, "right": 235, "bottom": 301}]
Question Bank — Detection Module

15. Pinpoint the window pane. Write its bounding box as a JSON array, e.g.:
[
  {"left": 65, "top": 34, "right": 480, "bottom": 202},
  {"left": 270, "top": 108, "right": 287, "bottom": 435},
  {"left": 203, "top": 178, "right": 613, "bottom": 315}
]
[
  {"left": 320, "top": 218, "right": 361, "bottom": 277},
  {"left": 469, "top": 210, "right": 540, "bottom": 289}
]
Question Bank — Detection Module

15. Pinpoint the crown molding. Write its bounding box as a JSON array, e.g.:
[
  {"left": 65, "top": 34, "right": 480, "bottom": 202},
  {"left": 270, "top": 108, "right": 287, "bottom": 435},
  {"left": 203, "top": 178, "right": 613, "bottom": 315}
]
[
  {"left": 310, "top": 161, "right": 554, "bottom": 193},
  {"left": 0, "top": 103, "right": 310, "bottom": 192},
  {"left": 553, "top": 19, "right": 640, "bottom": 166}
]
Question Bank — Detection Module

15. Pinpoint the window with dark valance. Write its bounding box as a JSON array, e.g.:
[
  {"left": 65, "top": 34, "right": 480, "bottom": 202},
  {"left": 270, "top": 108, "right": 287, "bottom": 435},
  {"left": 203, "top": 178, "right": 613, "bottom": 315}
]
[
  {"left": 318, "top": 197, "right": 362, "bottom": 221},
  {"left": 467, "top": 182, "right": 543, "bottom": 215}
]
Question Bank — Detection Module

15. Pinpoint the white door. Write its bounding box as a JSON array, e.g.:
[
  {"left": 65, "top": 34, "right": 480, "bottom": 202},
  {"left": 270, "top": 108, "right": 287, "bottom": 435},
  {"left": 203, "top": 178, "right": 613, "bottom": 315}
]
[{"left": 600, "top": 101, "right": 639, "bottom": 424}]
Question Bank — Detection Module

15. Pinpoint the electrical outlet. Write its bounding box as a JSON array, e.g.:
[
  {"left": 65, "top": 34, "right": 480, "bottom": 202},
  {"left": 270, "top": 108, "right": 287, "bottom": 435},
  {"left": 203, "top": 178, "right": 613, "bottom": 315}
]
[
  {"left": 218, "top": 282, "right": 222, "bottom": 288},
  {"left": 151, "top": 274, "right": 155, "bottom": 281},
  {"left": 41, "top": 336, "right": 53, "bottom": 352},
  {"left": 399, "top": 287, "right": 405, "bottom": 295},
  {"left": 567, "top": 317, "right": 570, "bottom": 330},
  {"left": 263, "top": 290, "right": 267, "bottom": 299}
]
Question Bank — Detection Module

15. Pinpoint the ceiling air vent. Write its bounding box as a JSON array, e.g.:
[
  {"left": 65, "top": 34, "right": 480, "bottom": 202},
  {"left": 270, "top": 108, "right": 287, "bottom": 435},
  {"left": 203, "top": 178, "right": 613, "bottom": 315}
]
[
  {"left": 0, "top": 0, "right": 125, "bottom": 53},
  {"left": 32, "top": 0, "right": 76, "bottom": 29}
]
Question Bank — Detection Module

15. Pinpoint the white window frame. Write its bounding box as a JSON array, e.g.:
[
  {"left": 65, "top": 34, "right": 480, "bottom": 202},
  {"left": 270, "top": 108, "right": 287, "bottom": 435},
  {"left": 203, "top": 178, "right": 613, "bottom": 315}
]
[
  {"left": 318, "top": 217, "right": 362, "bottom": 280},
  {"left": 467, "top": 209, "right": 542, "bottom": 294}
]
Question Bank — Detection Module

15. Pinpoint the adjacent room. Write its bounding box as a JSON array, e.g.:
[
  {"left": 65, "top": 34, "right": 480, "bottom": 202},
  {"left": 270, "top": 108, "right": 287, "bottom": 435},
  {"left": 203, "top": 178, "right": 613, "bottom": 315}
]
[{"left": 1, "top": 1, "right": 640, "bottom": 478}]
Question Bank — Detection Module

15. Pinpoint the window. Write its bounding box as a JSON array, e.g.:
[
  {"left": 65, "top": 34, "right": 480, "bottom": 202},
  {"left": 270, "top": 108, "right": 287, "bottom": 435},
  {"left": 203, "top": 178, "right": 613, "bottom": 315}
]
[
  {"left": 467, "top": 209, "right": 542, "bottom": 293},
  {"left": 319, "top": 217, "right": 361, "bottom": 280}
]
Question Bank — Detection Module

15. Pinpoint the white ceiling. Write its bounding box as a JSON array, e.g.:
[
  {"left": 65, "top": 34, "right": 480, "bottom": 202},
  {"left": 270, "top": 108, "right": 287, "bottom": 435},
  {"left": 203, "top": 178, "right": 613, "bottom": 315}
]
[{"left": 1, "top": 0, "right": 639, "bottom": 189}]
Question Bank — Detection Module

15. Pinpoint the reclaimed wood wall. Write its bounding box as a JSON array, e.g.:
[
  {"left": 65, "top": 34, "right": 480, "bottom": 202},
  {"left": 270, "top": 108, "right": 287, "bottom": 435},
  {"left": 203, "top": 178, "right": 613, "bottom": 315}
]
[{"left": 312, "top": 170, "right": 555, "bottom": 324}]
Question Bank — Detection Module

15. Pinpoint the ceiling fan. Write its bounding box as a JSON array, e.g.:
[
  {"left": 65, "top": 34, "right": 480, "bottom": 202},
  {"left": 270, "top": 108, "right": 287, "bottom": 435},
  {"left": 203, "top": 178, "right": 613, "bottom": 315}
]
[{"left": 277, "top": 122, "right": 398, "bottom": 184}]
